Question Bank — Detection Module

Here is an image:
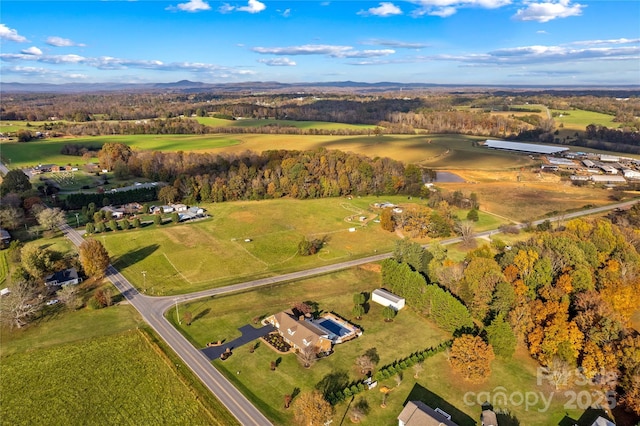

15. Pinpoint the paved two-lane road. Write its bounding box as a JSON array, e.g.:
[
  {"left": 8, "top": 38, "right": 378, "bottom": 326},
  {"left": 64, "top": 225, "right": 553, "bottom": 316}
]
[{"left": 59, "top": 198, "right": 639, "bottom": 424}]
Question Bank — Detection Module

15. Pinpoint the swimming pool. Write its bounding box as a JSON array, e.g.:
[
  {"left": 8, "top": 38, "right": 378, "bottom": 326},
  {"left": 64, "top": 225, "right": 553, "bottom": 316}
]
[{"left": 317, "top": 318, "right": 351, "bottom": 337}]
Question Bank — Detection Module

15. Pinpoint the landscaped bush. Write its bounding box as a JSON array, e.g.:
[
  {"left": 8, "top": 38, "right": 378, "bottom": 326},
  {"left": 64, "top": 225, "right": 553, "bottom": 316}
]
[{"left": 263, "top": 333, "right": 291, "bottom": 353}]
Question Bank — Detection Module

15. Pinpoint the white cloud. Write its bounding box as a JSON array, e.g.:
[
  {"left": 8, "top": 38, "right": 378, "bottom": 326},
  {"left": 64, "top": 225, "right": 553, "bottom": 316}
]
[
  {"left": 237, "top": 0, "right": 266, "bottom": 13},
  {"left": 362, "top": 39, "right": 429, "bottom": 49},
  {"left": 429, "top": 6, "right": 457, "bottom": 16},
  {"left": 358, "top": 2, "right": 403, "bottom": 17},
  {"left": 410, "top": 0, "right": 511, "bottom": 17},
  {"left": 536, "top": 30, "right": 548, "bottom": 34},
  {"left": 46, "top": 36, "right": 86, "bottom": 47},
  {"left": 0, "top": 52, "right": 255, "bottom": 76},
  {"left": 570, "top": 38, "right": 640, "bottom": 46},
  {"left": 258, "top": 57, "right": 297, "bottom": 66},
  {"left": 0, "top": 24, "right": 28, "bottom": 42},
  {"left": 219, "top": 3, "right": 235, "bottom": 13},
  {"left": 166, "top": 0, "right": 211, "bottom": 12},
  {"left": 252, "top": 44, "right": 395, "bottom": 58},
  {"left": 514, "top": 0, "right": 584, "bottom": 23},
  {"left": 219, "top": 0, "right": 265, "bottom": 14},
  {"left": 281, "top": 8, "right": 291, "bottom": 17},
  {"left": 431, "top": 42, "right": 639, "bottom": 66},
  {"left": 21, "top": 46, "right": 43, "bottom": 56}
]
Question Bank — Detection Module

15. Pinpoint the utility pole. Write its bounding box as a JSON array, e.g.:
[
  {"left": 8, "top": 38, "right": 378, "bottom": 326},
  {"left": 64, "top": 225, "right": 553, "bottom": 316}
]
[
  {"left": 174, "top": 298, "right": 181, "bottom": 324},
  {"left": 142, "top": 271, "right": 147, "bottom": 293},
  {"left": 75, "top": 213, "right": 80, "bottom": 228}
]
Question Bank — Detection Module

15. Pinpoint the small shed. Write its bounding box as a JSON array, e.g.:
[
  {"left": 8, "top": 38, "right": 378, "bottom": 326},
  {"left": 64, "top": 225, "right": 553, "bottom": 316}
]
[{"left": 372, "top": 288, "right": 405, "bottom": 311}]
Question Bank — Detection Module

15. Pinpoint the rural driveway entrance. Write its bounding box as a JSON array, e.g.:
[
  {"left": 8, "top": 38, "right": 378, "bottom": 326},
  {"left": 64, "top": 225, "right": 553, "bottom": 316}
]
[{"left": 202, "top": 324, "right": 275, "bottom": 360}]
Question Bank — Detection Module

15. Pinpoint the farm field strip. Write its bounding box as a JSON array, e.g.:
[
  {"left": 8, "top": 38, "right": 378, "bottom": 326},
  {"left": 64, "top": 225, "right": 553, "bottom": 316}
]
[{"left": 0, "top": 329, "right": 219, "bottom": 425}]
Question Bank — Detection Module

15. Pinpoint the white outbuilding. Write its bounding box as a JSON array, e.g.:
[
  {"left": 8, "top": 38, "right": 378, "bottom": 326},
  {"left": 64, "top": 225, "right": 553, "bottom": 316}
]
[{"left": 371, "top": 288, "right": 405, "bottom": 311}]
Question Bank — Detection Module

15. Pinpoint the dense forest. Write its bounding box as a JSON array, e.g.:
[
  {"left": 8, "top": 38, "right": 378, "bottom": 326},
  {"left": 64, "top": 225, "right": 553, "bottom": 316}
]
[
  {"left": 381, "top": 207, "right": 640, "bottom": 418},
  {"left": 96, "top": 142, "right": 425, "bottom": 204}
]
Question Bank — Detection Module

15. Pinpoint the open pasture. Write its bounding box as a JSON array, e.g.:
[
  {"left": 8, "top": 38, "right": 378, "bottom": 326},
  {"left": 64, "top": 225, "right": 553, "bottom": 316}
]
[
  {"left": 0, "top": 329, "right": 222, "bottom": 425},
  {"left": 551, "top": 108, "right": 616, "bottom": 130},
  {"left": 104, "top": 196, "right": 413, "bottom": 295},
  {"left": 1, "top": 133, "right": 535, "bottom": 170},
  {"left": 439, "top": 169, "right": 617, "bottom": 222}
]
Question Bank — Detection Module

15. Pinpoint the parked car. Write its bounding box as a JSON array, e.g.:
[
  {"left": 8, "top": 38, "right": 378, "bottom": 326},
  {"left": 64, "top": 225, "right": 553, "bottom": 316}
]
[{"left": 46, "top": 299, "right": 59, "bottom": 306}]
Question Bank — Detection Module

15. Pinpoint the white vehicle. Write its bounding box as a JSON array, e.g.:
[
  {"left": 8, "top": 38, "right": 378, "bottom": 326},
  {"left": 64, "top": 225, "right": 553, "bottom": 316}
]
[{"left": 46, "top": 299, "right": 60, "bottom": 306}]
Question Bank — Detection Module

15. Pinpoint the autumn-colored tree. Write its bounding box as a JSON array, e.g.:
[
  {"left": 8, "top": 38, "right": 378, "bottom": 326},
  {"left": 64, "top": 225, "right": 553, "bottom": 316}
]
[
  {"left": 449, "top": 334, "right": 495, "bottom": 383},
  {"left": 293, "top": 390, "right": 334, "bottom": 426},
  {"left": 527, "top": 299, "right": 584, "bottom": 366},
  {"left": 284, "top": 394, "right": 293, "bottom": 409},
  {"left": 79, "top": 238, "right": 110, "bottom": 278},
  {"left": 21, "top": 244, "right": 61, "bottom": 280},
  {"left": 158, "top": 186, "right": 179, "bottom": 205},
  {"left": 36, "top": 207, "right": 66, "bottom": 231},
  {"left": 98, "top": 142, "right": 132, "bottom": 171},
  {"left": 380, "top": 208, "right": 395, "bottom": 232}
]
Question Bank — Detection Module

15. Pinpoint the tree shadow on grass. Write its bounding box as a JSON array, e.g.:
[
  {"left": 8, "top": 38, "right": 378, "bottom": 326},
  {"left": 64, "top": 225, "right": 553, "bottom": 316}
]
[
  {"left": 111, "top": 244, "right": 159, "bottom": 270},
  {"left": 193, "top": 308, "right": 211, "bottom": 323},
  {"left": 316, "top": 370, "right": 350, "bottom": 399},
  {"left": 404, "top": 383, "right": 476, "bottom": 426}
]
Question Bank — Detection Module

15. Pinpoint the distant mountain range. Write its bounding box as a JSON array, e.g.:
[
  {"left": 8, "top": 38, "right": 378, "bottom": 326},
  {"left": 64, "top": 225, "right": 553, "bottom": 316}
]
[{"left": 1, "top": 80, "right": 639, "bottom": 94}]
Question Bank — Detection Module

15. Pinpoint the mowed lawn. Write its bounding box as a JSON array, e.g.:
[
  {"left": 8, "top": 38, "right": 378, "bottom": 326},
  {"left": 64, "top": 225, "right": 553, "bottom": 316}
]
[
  {"left": 104, "top": 196, "right": 413, "bottom": 295},
  {"left": 1, "top": 303, "right": 235, "bottom": 426},
  {"left": 171, "top": 267, "right": 451, "bottom": 425}
]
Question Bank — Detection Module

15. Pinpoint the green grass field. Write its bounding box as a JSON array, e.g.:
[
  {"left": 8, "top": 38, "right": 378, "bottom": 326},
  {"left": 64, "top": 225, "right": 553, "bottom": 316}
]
[
  {"left": 1, "top": 298, "right": 238, "bottom": 426},
  {"left": 0, "top": 329, "right": 225, "bottom": 425},
  {"left": 103, "top": 196, "right": 417, "bottom": 295},
  {"left": 171, "top": 267, "right": 584, "bottom": 425},
  {"left": 1, "top": 133, "right": 535, "bottom": 170},
  {"left": 551, "top": 109, "right": 616, "bottom": 131}
]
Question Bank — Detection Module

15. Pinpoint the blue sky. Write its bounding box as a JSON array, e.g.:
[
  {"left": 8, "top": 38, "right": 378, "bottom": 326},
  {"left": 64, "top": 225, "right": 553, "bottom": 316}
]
[{"left": 1, "top": 0, "right": 639, "bottom": 85}]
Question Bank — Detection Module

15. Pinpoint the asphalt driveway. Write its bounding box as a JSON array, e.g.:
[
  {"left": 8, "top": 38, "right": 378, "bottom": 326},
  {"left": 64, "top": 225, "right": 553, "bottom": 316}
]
[{"left": 202, "top": 324, "right": 275, "bottom": 360}]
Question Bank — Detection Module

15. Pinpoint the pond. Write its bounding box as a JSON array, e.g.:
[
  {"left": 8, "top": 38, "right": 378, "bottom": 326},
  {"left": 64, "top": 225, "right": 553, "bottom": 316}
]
[{"left": 427, "top": 171, "right": 465, "bottom": 183}]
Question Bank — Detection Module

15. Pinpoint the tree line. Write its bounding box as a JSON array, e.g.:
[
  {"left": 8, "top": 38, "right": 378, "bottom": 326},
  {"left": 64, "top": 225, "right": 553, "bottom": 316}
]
[
  {"left": 98, "top": 143, "right": 424, "bottom": 202},
  {"left": 380, "top": 211, "right": 640, "bottom": 415}
]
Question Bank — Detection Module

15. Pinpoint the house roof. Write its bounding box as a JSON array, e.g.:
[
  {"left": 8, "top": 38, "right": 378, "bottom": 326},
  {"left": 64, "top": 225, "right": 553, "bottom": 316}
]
[
  {"left": 481, "top": 409, "right": 498, "bottom": 426},
  {"left": 398, "top": 401, "right": 459, "bottom": 426},
  {"left": 373, "top": 288, "right": 404, "bottom": 304},
  {"left": 273, "top": 312, "right": 329, "bottom": 349},
  {"left": 0, "top": 228, "right": 11, "bottom": 241},
  {"left": 45, "top": 268, "right": 79, "bottom": 285}
]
